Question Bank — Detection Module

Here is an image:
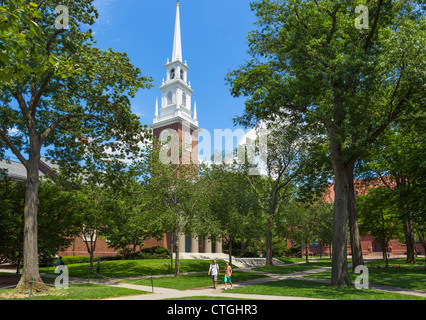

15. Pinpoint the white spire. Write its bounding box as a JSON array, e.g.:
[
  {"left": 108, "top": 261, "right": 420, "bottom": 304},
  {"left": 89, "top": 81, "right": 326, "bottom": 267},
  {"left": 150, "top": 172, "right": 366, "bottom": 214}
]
[
  {"left": 193, "top": 101, "right": 197, "bottom": 120},
  {"left": 172, "top": 1, "right": 182, "bottom": 62},
  {"left": 155, "top": 97, "right": 159, "bottom": 117}
]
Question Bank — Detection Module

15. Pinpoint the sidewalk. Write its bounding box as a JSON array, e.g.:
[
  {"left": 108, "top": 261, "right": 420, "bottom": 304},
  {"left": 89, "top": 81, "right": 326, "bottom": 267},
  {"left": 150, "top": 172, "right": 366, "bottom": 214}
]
[{"left": 104, "top": 268, "right": 331, "bottom": 301}]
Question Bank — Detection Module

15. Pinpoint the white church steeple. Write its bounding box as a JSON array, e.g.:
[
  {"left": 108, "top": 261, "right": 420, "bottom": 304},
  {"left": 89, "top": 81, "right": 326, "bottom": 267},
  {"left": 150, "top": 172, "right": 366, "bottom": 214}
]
[
  {"left": 172, "top": 0, "right": 182, "bottom": 62},
  {"left": 152, "top": 0, "right": 198, "bottom": 128}
]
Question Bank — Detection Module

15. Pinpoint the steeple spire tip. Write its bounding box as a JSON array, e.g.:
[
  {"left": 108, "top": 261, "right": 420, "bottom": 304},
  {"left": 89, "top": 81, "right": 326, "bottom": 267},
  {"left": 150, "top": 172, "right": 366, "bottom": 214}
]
[{"left": 172, "top": 0, "right": 182, "bottom": 62}]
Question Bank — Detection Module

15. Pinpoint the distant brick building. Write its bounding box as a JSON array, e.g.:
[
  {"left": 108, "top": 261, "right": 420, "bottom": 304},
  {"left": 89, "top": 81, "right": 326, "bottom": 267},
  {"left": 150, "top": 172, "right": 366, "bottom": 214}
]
[{"left": 298, "top": 178, "right": 425, "bottom": 258}]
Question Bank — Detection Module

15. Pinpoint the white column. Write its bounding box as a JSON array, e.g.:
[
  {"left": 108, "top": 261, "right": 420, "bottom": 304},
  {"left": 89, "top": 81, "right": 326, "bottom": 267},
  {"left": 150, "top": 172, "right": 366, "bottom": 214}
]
[
  {"left": 191, "top": 234, "right": 199, "bottom": 253},
  {"left": 178, "top": 233, "right": 186, "bottom": 253},
  {"left": 204, "top": 237, "right": 212, "bottom": 253},
  {"left": 215, "top": 238, "right": 223, "bottom": 254}
]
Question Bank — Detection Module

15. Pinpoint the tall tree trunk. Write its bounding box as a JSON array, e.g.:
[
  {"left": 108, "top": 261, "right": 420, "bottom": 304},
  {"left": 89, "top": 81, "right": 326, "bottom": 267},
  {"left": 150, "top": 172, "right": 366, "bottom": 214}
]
[
  {"left": 175, "top": 231, "right": 180, "bottom": 277},
  {"left": 330, "top": 161, "right": 352, "bottom": 287},
  {"left": 228, "top": 234, "right": 233, "bottom": 266},
  {"left": 170, "top": 232, "right": 174, "bottom": 274},
  {"left": 398, "top": 177, "right": 416, "bottom": 263},
  {"left": 265, "top": 216, "right": 274, "bottom": 266},
  {"left": 241, "top": 236, "right": 245, "bottom": 256},
  {"left": 346, "top": 162, "right": 364, "bottom": 271},
  {"left": 15, "top": 157, "right": 49, "bottom": 293},
  {"left": 305, "top": 240, "right": 309, "bottom": 263}
]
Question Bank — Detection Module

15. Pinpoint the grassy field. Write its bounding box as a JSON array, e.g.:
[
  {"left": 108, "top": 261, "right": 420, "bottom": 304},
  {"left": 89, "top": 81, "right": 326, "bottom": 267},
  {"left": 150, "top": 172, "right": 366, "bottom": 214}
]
[
  {"left": 304, "top": 258, "right": 426, "bottom": 291},
  {"left": 254, "top": 259, "right": 333, "bottom": 274},
  {"left": 2, "top": 257, "right": 424, "bottom": 300},
  {"left": 122, "top": 271, "right": 268, "bottom": 290},
  {"left": 227, "top": 278, "right": 425, "bottom": 300},
  {"left": 39, "top": 259, "right": 233, "bottom": 279},
  {"left": 0, "top": 283, "right": 147, "bottom": 300}
]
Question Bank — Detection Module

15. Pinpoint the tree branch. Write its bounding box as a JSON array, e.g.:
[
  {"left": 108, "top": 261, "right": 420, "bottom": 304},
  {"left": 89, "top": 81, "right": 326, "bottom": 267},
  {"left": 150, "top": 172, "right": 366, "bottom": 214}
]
[
  {"left": 364, "top": 0, "right": 383, "bottom": 50},
  {"left": 40, "top": 112, "right": 98, "bottom": 143},
  {"left": 0, "top": 128, "right": 28, "bottom": 168}
]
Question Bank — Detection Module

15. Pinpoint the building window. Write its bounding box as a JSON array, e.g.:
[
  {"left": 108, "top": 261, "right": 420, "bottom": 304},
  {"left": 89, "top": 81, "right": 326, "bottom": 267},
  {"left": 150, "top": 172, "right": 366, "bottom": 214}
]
[
  {"left": 185, "top": 132, "right": 192, "bottom": 151},
  {"left": 170, "top": 69, "right": 175, "bottom": 79},
  {"left": 160, "top": 130, "right": 170, "bottom": 145},
  {"left": 182, "top": 92, "right": 187, "bottom": 107},
  {"left": 180, "top": 69, "right": 184, "bottom": 80},
  {"left": 167, "top": 91, "right": 173, "bottom": 105},
  {"left": 82, "top": 225, "right": 97, "bottom": 242}
]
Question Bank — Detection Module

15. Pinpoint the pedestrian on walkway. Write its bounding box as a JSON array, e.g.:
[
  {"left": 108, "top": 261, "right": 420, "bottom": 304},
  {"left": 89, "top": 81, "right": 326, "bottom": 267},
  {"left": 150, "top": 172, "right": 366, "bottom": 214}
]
[
  {"left": 56, "top": 256, "right": 65, "bottom": 274},
  {"left": 224, "top": 261, "right": 232, "bottom": 290},
  {"left": 208, "top": 259, "right": 220, "bottom": 289}
]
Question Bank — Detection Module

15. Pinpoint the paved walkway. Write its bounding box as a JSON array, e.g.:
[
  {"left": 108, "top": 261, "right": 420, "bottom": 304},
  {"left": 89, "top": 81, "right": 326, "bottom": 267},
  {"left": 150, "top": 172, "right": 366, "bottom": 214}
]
[{"left": 102, "top": 267, "right": 331, "bottom": 300}]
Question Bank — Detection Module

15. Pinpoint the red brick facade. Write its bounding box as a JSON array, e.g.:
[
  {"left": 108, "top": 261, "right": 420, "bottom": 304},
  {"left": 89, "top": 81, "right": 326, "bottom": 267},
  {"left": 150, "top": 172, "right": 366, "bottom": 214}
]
[
  {"left": 58, "top": 235, "right": 171, "bottom": 258},
  {"left": 299, "top": 178, "right": 425, "bottom": 257}
]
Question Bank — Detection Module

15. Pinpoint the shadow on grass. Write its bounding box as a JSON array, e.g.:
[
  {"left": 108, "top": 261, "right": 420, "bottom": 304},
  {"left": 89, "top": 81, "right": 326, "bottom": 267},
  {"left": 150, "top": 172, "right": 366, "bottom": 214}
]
[{"left": 229, "top": 278, "right": 425, "bottom": 300}]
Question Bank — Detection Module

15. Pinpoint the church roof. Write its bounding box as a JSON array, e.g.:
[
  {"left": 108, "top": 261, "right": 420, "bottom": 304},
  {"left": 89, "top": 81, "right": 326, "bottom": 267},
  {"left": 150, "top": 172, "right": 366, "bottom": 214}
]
[{"left": 0, "top": 157, "right": 59, "bottom": 181}]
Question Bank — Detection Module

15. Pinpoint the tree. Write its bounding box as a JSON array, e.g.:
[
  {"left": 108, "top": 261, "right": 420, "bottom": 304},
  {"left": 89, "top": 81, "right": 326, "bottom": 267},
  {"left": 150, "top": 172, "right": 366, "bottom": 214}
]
[
  {"left": 0, "top": 175, "right": 80, "bottom": 273},
  {"left": 0, "top": 173, "right": 24, "bottom": 272},
  {"left": 226, "top": 0, "right": 425, "bottom": 286},
  {"left": 100, "top": 168, "right": 165, "bottom": 257},
  {"left": 361, "top": 113, "right": 426, "bottom": 263},
  {"left": 239, "top": 122, "right": 314, "bottom": 266},
  {"left": 0, "top": 0, "right": 152, "bottom": 293},
  {"left": 0, "top": 0, "right": 45, "bottom": 82},
  {"left": 357, "top": 186, "right": 403, "bottom": 267},
  {"left": 146, "top": 139, "right": 209, "bottom": 276},
  {"left": 203, "top": 155, "right": 260, "bottom": 265},
  {"left": 281, "top": 198, "right": 333, "bottom": 262}
]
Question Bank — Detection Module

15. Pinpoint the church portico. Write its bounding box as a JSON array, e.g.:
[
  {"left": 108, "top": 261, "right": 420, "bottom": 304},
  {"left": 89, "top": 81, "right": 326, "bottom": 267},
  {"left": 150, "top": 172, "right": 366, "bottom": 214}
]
[{"left": 176, "top": 234, "right": 223, "bottom": 255}]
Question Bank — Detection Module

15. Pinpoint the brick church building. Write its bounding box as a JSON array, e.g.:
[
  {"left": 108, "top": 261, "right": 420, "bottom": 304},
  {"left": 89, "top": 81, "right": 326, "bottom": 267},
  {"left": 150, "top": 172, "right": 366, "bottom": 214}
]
[{"left": 58, "top": 1, "right": 223, "bottom": 258}]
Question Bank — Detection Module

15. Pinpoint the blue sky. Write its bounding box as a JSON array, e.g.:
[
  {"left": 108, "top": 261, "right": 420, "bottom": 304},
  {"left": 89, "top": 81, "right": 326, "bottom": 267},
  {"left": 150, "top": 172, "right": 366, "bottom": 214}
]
[{"left": 91, "top": 0, "right": 257, "bottom": 146}]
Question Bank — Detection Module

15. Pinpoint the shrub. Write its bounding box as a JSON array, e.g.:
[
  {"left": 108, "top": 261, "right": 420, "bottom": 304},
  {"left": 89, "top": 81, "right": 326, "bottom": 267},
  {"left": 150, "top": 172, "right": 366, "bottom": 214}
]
[{"left": 126, "top": 246, "right": 171, "bottom": 260}]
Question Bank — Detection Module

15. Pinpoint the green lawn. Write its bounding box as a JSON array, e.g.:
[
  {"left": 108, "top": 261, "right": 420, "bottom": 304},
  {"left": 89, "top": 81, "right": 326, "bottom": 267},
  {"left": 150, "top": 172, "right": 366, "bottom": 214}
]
[
  {"left": 122, "top": 271, "right": 268, "bottom": 290},
  {"left": 228, "top": 278, "right": 425, "bottom": 300},
  {"left": 25, "top": 257, "right": 426, "bottom": 300},
  {"left": 39, "top": 259, "right": 233, "bottom": 279},
  {"left": 254, "top": 260, "right": 333, "bottom": 274},
  {"left": 0, "top": 283, "right": 147, "bottom": 300},
  {"left": 304, "top": 258, "right": 426, "bottom": 291}
]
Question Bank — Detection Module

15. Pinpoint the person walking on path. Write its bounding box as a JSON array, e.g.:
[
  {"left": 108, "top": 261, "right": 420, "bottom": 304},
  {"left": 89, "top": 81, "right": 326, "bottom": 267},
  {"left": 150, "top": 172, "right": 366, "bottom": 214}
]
[
  {"left": 208, "top": 260, "right": 220, "bottom": 289},
  {"left": 224, "top": 261, "right": 232, "bottom": 290},
  {"left": 56, "top": 256, "right": 65, "bottom": 274}
]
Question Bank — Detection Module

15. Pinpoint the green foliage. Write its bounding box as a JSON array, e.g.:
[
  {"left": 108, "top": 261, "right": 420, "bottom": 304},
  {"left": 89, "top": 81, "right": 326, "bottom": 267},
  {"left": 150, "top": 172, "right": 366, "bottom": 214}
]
[
  {"left": 357, "top": 186, "right": 403, "bottom": 247},
  {"left": 0, "top": 177, "right": 80, "bottom": 266},
  {"left": 203, "top": 156, "right": 262, "bottom": 255},
  {"left": 44, "top": 255, "right": 120, "bottom": 266},
  {"left": 226, "top": 0, "right": 425, "bottom": 285},
  {"left": 127, "top": 247, "right": 171, "bottom": 260}
]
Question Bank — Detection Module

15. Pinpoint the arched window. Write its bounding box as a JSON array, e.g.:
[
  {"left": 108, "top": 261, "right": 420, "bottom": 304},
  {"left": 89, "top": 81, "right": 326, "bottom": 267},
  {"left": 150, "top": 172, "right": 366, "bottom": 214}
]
[
  {"left": 167, "top": 91, "right": 173, "bottom": 105},
  {"left": 185, "top": 132, "right": 192, "bottom": 151},
  {"left": 170, "top": 69, "right": 175, "bottom": 79},
  {"left": 182, "top": 92, "right": 187, "bottom": 107},
  {"left": 160, "top": 130, "right": 170, "bottom": 145}
]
